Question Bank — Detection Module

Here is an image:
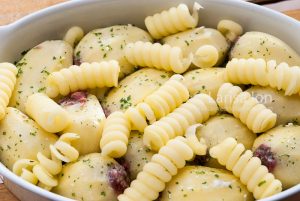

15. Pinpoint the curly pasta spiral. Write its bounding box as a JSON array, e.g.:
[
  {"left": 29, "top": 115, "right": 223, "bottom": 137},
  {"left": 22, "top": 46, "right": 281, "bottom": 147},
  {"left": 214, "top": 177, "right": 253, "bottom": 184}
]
[
  {"left": 145, "top": 3, "right": 201, "bottom": 39},
  {"left": 143, "top": 93, "right": 218, "bottom": 151},
  {"left": 217, "top": 83, "right": 276, "bottom": 133},
  {"left": 13, "top": 133, "right": 80, "bottom": 190},
  {"left": 210, "top": 137, "right": 282, "bottom": 199},
  {"left": 63, "top": 26, "right": 84, "bottom": 47},
  {"left": 46, "top": 61, "right": 120, "bottom": 98},
  {"left": 0, "top": 63, "right": 17, "bottom": 120},
  {"left": 217, "top": 20, "right": 243, "bottom": 42},
  {"left": 125, "top": 41, "right": 193, "bottom": 74},
  {"left": 118, "top": 125, "right": 207, "bottom": 201},
  {"left": 192, "top": 45, "right": 219, "bottom": 68},
  {"left": 100, "top": 111, "right": 131, "bottom": 158}
]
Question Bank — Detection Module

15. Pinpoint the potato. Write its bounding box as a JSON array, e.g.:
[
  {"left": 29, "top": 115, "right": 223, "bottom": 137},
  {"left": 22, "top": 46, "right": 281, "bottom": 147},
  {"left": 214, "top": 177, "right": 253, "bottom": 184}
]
[
  {"left": 61, "top": 93, "right": 106, "bottom": 155},
  {"left": 0, "top": 107, "right": 58, "bottom": 169},
  {"left": 183, "top": 67, "right": 227, "bottom": 99},
  {"left": 102, "top": 68, "right": 172, "bottom": 114},
  {"left": 253, "top": 125, "right": 300, "bottom": 189},
  {"left": 74, "top": 25, "right": 152, "bottom": 77},
  {"left": 160, "top": 166, "right": 253, "bottom": 201},
  {"left": 247, "top": 86, "right": 300, "bottom": 125},
  {"left": 123, "top": 131, "right": 154, "bottom": 180},
  {"left": 54, "top": 153, "right": 129, "bottom": 201},
  {"left": 162, "top": 27, "right": 230, "bottom": 67},
  {"left": 230, "top": 32, "right": 300, "bottom": 66},
  {"left": 9, "top": 40, "right": 73, "bottom": 112},
  {"left": 198, "top": 114, "right": 256, "bottom": 168}
]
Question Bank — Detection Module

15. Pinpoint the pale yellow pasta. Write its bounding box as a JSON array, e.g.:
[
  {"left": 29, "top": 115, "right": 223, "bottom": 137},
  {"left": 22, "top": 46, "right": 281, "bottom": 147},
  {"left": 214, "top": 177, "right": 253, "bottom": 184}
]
[
  {"left": 226, "top": 58, "right": 300, "bottom": 96},
  {"left": 217, "top": 83, "right": 277, "bottom": 133},
  {"left": 210, "top": 137, "right": 282, "bottom": 199},
  {"left": 100, "top": 111, "right": 131, "bottom": 158},
  {"left": 145, "top": 3, "right": 201, "bottom": 39},
  {"left": 143, "top": 93, "right": 218, "bottom": 151},
  {"left": 192, "top": 45, "right": 219, "bottom": 68},
  {"left": 217, "top": 19, "right": 243, "bottom": 42},
  {"left": 63, "top": 26, "right": 84, "bottom": 48},
  {"left": 0, "top": 63, "right": 17, "bottom": 120},
  {"left": 25, "top": 93, "right": 70, "bottom": 133},
  {"left": 46, "top": 61, "right": 120, "bottom": 98},
  {"left": 118, "top": 125, "right": 207, "bottom": 201},
  {"left": 13, "top": 133, "right": 79, "bottom": 190},
  {"left": 125, "top": 41, "right": 193, "bottom": 74}
]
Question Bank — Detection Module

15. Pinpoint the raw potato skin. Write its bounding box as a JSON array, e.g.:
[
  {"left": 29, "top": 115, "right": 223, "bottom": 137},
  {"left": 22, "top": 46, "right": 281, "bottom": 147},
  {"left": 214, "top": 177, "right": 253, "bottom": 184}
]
[
  {"left": 199, "top": 114, "right": 256, "bottom": 168},
  {"left": 183, "top": 67, "right": 227, "bottom": 99},
  {"left": 53, "top": 153, "right": 120, "bottom": 201},
  {"left": 0, "top": 107, "right": 58, "bottom": 170},
  {"left": 230, "top": 32, "right": 300, "bottom": 66},
  {"left": 247, "top": 86, "right": 300, "bottom": 125},
  {"left": 9, "top": 40, "right": 73, "bottom": 112},
  {"left": 123, "top": 131, "right": 154, "bottom": 180},
  {"left": 102, "top": 68, "right": 172, "bottom": 114},
  {"left": 74, "top": 25, "right": 153, "bottom": 77},
  {"left": 160, "top": 166, "right": 254, "bottom": 201},
  {"left": 162, "top": 27, "right": 230, "bottom": 67},
  {"left": 62, "top": 94, "right": 106, "bottom": 155},
  {"left": 253, "top": 125, "right": 300, "bottom": 189}
]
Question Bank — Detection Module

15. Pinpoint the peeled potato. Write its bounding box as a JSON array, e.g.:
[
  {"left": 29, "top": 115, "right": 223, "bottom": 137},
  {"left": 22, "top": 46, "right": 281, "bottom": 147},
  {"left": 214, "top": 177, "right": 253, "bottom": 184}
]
[{"left": 230, "top": 31, "right": 300, "bottom": 66}]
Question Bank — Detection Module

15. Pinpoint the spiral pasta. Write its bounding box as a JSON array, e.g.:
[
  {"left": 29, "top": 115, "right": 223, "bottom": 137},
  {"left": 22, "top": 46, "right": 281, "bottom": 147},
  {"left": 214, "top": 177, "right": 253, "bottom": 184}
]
[
  {"left": 46, "top": 61, "right": 120, "bottom": 98},
  {"left": 25, "top": 93, "right": 70, "bottom": 133},
  {"left": 125, "top": 41, "right": 193, "bottom": 74},
  {"left": 63, "top": 26, "right": 84, "bottom": 48},
  {"left": 145, "top": 3, "right": 202, "bottom": 39},
  {"left": 217, "top": 83, "right": 277, "bottom": 133},
  {"left": 209, "top": 137, "right": 282, "bottom": 199},
  {"left": 143, "top": 93, "right": 218, "bottom": 152},
  {"left": 192, "top": 45, "right": 219, "bottom": 68},
  {"left": 226, "top": 58, "right": 300, "bottom": 96},
  {"left": 217, "top": 20, "right": 243, "bottom": 42},
  {"left": 118, "top": 124, "right": 207, "bottom": 201},
  {"left": 0, "top": 62, "right": 17, "bottom": 120},
  {"left": 13, "top": 133, "right": 80, "bottom": 190},
  {"left": 100, "top": 111, "right": 131, "bottom": 158}
]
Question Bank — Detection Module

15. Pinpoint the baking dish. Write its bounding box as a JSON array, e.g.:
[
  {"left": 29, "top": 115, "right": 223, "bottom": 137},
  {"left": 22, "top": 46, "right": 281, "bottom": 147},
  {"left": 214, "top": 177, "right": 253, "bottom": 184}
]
[{"left": 0, "top": 0, "right": 299, "bottom": 200}]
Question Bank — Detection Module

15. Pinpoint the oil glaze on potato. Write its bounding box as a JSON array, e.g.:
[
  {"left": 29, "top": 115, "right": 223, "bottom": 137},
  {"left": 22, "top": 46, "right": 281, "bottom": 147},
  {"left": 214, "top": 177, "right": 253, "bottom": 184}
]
[
  {"left": 183, "top": 67, "right": 227, "bottom": 99},
  {"left": 161, "top": 166, "right": 253, "bottom": 201},
  {"left": 54, "top": 153, "right": 130, "bottom": 201},
  {"left": 247, "top": 86, "right": 300, "bottom": 125},
  {"left": 123, "top": 131, "right": 154, "bottom": 180},
  {"left": 61, "top": 93, "right": 106, "bottom": 155},
  {"left": 162, "top": 27, "right": 230, "bottom": 67},
  {"left": 9, "top": 40, "right": 73, "bottom": 112},
  {"left": 253, "top": 125, "right": 300, "bottom": 189},
  {"left": 230, "top": 32, "right": 300, "bottom": 66},
  {"left": 0, "top": 107, "right": 58, "bottom": 169},
  {"left": 102, "top": 68, "right": 172, "bottom": 114},
  {"left": 74, "top": 25, "right": 152, "bottom": 77}
]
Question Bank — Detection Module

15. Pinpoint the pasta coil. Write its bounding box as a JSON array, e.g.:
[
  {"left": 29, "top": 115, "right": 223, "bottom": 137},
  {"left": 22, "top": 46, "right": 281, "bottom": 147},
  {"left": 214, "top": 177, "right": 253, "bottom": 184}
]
[
  {"left": 13, "top": 133, "right": 80, "bottom": 190},
  {"left": 0, "top": 63, "right": 17, "bottom": 120},
  {"left": 192, "top": 45, "right": 219, "bottom": 68},
  {"left": 118, "top": 124, "right": 207, "bottom": 201},
  {"left": 217, "top": 20, "right": 243, "bottom": 42},
  {"left": 100, "top": 111, "right": 131, "bottom": 158},
  {"left": 46, "top": 61, "right": 120, "bottom": 98},
  {"left": 217, "top": 83, "right": 276, "bottom": 133},
  {"left": 226, "top": 58, "right": 300, "bottom": 96},
  {"left": 145, "top": 3, "right": 201, "bottom": 39},
  {"left": 25, "top": 93, "right": 70, "bottom": 133},
  {"left": 143, "top": 93, "right": 218, "bottom": 151},
  {"left": 209, "top": 137, "right": 282, "bottom": 199},
  {"left": 63, "top": 26, "right": 84, "bottom": 48},
  {"left": 125, "top": 41, "right": 193, "bottom": 74}
]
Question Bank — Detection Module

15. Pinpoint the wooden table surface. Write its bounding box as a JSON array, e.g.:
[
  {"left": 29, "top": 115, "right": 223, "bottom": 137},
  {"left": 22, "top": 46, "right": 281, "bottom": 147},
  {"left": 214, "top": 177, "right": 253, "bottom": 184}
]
[{"left": 0, "top": 0, "right": 299, "bottom": 201}]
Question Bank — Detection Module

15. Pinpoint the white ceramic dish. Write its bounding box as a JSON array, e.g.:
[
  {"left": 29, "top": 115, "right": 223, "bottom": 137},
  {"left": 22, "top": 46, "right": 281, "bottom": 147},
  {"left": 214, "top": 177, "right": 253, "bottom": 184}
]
[{"left": 0, "top": 0, "right": 299, "bottom": 200}]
